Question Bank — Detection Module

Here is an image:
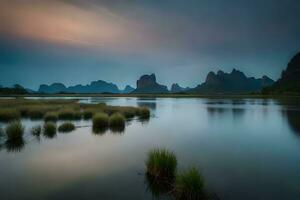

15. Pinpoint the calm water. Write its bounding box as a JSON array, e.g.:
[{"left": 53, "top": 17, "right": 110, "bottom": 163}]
[{"left": 1, "top": 97, "right": 300, "bottom": 200}]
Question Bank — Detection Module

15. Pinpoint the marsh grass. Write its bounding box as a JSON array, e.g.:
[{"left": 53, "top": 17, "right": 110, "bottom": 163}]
[
  {"left": 58, "top": 109, "right": 82, "bottom": 120},
  {"left": 137, "top": 107, "right": 150, "bottom": 119},
  {"left": 5, "top": 121, "right": 24, "bottom": 141},
  {"left": 5, "top": 138, "right": 25, "bottom": 152},
  {"left": 93, "top": 113, "right": 109, "bottom": 129},
  {"left": 0, "top": 109, "right": 20, "bottom": 122},
  {"left": 44, "top": 112, "right": 58, "bottom": 122},
  {"left": 0, "top": 127, "right": 4, "bottom": 137},
  {"left": 82, "top": 109, "right": 94, "bottom": 119},
  {"left": 28, "top": 107, "right": 47, "bottom": 119},
  {"left": 43, "top": 122, "right": 57, "bottom": 138},
  {"left": 145, "top": 172, "right": 174, "bottom": 197},
  {"left": 31, "top": 125, "right": 42, "bottom": 137},
  {"left": 109, "top": 113, "right": 125, "bottom": 127},
  {"left": 0, "top": 99, "right": 146, "bottom": 123},
  {"left": 58, "top": 122, "right": 75, "bottom": 133},
  {"left": 146, "top": 148, "right": 177, "bottom": 180},
  {"left": 175, "top": 167, "right": 206, "bottom": 200}
]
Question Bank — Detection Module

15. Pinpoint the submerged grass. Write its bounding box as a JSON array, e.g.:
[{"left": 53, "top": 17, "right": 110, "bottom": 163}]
[
  {"left": 5, "top": 121, "right": 24, "bottom": 141},
  {"left": 175, "top": 167, "right": 205, "bottom": 200},
  {"left": 43, "top": 122, "right": 57, "bottom": 138},
  {"left": 146, "top": 148, "right": 177, "bottom": 179},
  {"left": 31, "top": 125, "right": 42, "bottom": 137},
  {"left": 58, "top": 122, "right": 75, "bottom": 133}
]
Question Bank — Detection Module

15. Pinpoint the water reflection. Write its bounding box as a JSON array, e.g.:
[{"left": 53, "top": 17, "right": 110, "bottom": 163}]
[
  {"left": 145, "top": 173, "right": 174, "bottom": 199},
  {"left": 5, "top": 138, "right": 25, "bottom": 152},
  {"left": 110, "top": 126, "right": 125, "bottom": 134},
  {"left": 43, "top": 129, "right": 57, "bottom": 139},
  {"left": 283, "top": 110, "right": 300, "bottom": 135},
  {"left": 92, "top": 126, "right": 109, "bottom": 135},
  {"left": 137, "top": 101, "right": 157, "bottom": 111}
]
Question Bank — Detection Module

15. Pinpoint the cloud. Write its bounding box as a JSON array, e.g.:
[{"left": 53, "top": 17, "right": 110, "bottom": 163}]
[{"left": 0, "top": 0, "right": 151, "bottom": 52}]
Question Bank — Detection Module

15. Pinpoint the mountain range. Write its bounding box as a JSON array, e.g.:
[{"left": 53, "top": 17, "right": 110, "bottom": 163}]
[
  {"left": 263, "top": 52, "right": 300, "bottom": 94},
  {"left": 3, "top": 52, "right": 300, "bottom": 95},
  {"left": 39, "top": 81, "right": 134, "bottom": 94},
  {"left": 190, "top": 69, "right": 274, "bottom": 94}
]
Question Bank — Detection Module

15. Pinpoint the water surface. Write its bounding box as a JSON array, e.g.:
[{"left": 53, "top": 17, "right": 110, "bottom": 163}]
[{"left": 1, "top": 97, "right": 300, "bottom": 200}]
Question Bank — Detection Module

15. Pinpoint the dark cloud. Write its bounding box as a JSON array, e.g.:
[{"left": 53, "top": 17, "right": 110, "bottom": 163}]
[{"left": 0, "top": 0, "right": 300, "bottom": 89}]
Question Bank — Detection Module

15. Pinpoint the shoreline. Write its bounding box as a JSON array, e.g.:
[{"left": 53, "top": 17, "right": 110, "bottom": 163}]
[{"left": 1, "top": 93, "right": 300, "bottom": 99}]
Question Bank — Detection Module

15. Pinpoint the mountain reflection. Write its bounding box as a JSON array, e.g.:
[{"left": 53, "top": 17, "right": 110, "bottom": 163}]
[{"left": 284, "top": 109, "right": 300, "bottom": 135}]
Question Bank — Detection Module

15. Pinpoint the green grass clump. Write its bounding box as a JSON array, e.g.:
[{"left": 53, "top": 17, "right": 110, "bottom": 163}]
[
  {"left": 43, "top": 122, "right": 57, "bottom": 138},
  {"left": 5, "top": 121, "right": 24, "bottom": 141},
  {"left": 31, "top": 125, "right": 42, "bottom": 136},
  {"left": 82, "top": 109, "right": 94, "bottom": 119},
  {"left": 92, "top": 113, "right": 109, "bottom": 129},
  {"left": 58, "top": 109, "right": 81, "bottom": 120},
  {"left": 0, "top": 109, "right": 20, "bottom": 122},
  {"left": 138, "top": 107, "right": 150, "bottom": 119},
  {"left": 28, "top": 107, "right": 46, "bottom": 119},
  {"left": 175, "top": 167, "right": 205, "bottom": 200},
  {"left": 146, "top": 148, "right": 177, "bottom": 179},
  {"left": 58, "top": 122, "right": 75, "bottom": 133},
  {"left": 109, "top": 113, "right": 125, "bottom": 127},
  {"left": 44, "top": 112, "right": 58, "bottom": 122}
]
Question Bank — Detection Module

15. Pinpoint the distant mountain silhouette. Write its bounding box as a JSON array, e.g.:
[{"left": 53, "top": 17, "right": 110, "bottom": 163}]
[
  {"left": 263, "top": 52, "right": 300, "bottom": 94},
  {"left": 170, "top": 83, "right": 190, "bottom": 93},
  {"left": 39, "top": 83, "right": 67, "bottom": 94},
  {"left": 190, "top": 69, "right": 274, "bottom": 93},
  {"left": 39, "top": 80, "right": 121, "bottom": 94},
  {"left": 122, "top": 85, "right": 135, "bottom": 93},
  {"left": 132, "top": 74, "right": 168, "bottom": 93},
  {"left": 0, "top": 84, "right": 28, "bottom": 94}
]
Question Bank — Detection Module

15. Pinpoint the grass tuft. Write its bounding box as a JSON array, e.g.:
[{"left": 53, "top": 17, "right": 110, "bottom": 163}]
[
  {"left": 109, "top": 113, "right": 125, "bottom": 127},
  {"left": 58, "top": 122, "right": 75, "bottom": 133},
  {"left": 43, "top": 122, "right": 57, "bottom": 138},
  {"left": 92, "top": 113, "right": 109, "bottom": 129},
  {"left": 0, "top": 109, "right": 20, "bottom": 122},
  {"left": 82, "top": 109, "right": 94, "bottom": 119},
  {"left": 58, "top": 109, "right": 81, "bottom": 120},
  {"left": 175, "top": 167, "right": 205, "bottom": 200},
  {"left": 44, "top": 112, "right": 58, "bottom": 122},
  {"left": 28, "top": 107, "right": 46, "bottom": 119},
  {"left": 138, "top": 107, "right": 150, "bottom": 119},
  {"left": 146, "top": 148, "right": 177, "bottom": 180},
  {"left": 5, "top": 121, "right": 24, "bottom": 141}
]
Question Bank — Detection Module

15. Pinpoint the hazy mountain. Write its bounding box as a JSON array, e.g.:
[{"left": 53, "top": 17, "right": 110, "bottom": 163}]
[
  {"left": 170, "top": 83, "right": 190, "bottom": 93},
  {"left": 39, "top": 83, "right": 67, "bottom": 94},
  {"left": 190, "top": 69, "right": 274, "bottom": 94},
  {"left": 132, "top": 74, "right": 168, "bottom": 93},
  {"left": 122, "top": 85, "right": 135, "bottom": 93},
  {"left": 263, "top": 52, "right": 300, "bottom": 94},
  {"left": 38, "top": 80, "right": 120, "bottom": 94}
]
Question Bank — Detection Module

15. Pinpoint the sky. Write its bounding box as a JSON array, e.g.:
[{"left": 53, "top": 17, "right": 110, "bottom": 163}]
[{"left": 0, "top": 0, "right": 300, "bottom": 90}]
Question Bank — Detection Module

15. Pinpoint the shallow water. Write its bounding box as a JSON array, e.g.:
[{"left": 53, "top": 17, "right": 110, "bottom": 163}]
[{"left": 1, "top": 97, "right": 300, "bottom": 200}]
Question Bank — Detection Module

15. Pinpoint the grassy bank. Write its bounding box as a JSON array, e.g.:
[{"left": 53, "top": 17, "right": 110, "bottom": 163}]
[{"left": 0, "top": 99, "right": 150, "bottom": 122}]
